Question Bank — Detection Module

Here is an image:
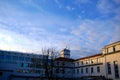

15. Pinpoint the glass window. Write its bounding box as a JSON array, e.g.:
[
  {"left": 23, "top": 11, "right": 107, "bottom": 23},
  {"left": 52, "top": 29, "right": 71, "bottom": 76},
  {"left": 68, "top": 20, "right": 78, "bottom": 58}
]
[
  {"left": 19, "top": 57, "right": 24, "bottom": 61},
  {"left": 57, "top": 62, "right": 59, "bottom": 65},
  {"left": 81, "top": 68, "right": 83, "bottom": 74},
  {"left": 113, "top": 46, "right": 116, "bottom": 52},
  {"left": 36, "top": 64, "right": 42, "bottom": 68},
  {"left": 13, "top": 56, "right": 18, "bottom": 60},
  {"left": 73, "top": 69, "right": 75, "bottom": 74},
  {"left": 91, "top": 60, "right": 93, "bottom": 64},
  {"left": 77, "top": 68, "right": 79, "bottom": 74},
  {"left": 107, "top": 62, "right": 111, "bottom": 74},
  {"left": 86, "top": 60, "right": 88, "bottom": 64},
  {"left": 114, "top": 61, "right": 119, "bottom": 78},
  {"left": 25, "top": 57, "right": 31, "bottom": 62},
  {"left": 86, "top": 68, "right": 88, "bottom": 73},
  {"left": 81, "top": 61, "right": 84, "bottom": 65},
  {"left": 24, "top": 63, "right": 29, "bottom": 67},
  {"left": 97, "top": 58, "right": 100, "bottom": 63},
  {"left": 0, "top": 55, "right": 4, "bottom": 61},
  {"left": 62, "top": 69, "right": 65, "bottom": 74},
  {"left": 107, "top": 48, "right": 108, "bottom": 53},
  {"left": 97, "top": 66, "right": 100, "bottom": 73},
  {"left": 6, "top": 55, "right": 11, "bottom": 60},
  {"left": 91, "top": 67, "right": 94, "bottom": 73},
  {"left": 77, "top": 62, "right": 79, "bottom": 66},
  {"left": 18, "top": 63, "right": 23, "bottom": 67}
]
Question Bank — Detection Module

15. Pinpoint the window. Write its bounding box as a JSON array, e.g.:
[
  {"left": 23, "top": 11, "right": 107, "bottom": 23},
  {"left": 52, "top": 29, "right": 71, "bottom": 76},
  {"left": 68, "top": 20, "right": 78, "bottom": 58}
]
[
  {"left": 77, "top": 62, "right": 79, "bottom": 66},
  {"left": 97, "top": 58, "right": 100, "bottom": 63},
  {"left": 30, "top": 64, "right": 35, "bottom": 68},
  {"left": 6, "top": 55, "right": 11, "bottom": 60},
  {"left": 107, "top": 62, "right": 111, "bottom": 74},
  {"left": 114, "top": 61, "right": 119, "bottom": 78},
  {"left": 62, "top": 62, "right": 65, "bottom": 66},
  {"left": 77, "top": 69, "right": 79, "bottom": 74},
  {"left": 86, "top": 60, "right": 88, "bottom": 64},
  {"left": 81, "top": 68, "right": 83, "bottom": 74},
  {"left": 91, "top": 60, "right": 93, "bottom": 64},
  {"left": 0, "top": 72, "right": 3, "bottom": 76},
  {"left": 74, "top": 63, "right": 75, "bottom": 67},
  {"left": 107, "top": 48, "right": 108, "bottom": 53},
  {"left": 73, "top": 69, "right": 75, "bottom": 74},
  {"left": 19, "top": 57, "right": 24, "bottom": 61},
  {"left": 91, "top": 67, "right": 94, "bottom": 73},
  {"left": 113, "top": 46, "right": 116, "bottom": 52},
  {"left": 81, "top": 61, "right": 84, "bottom": 65},
  {"left": 57, "top": 62, "right": 59, "bottom": 65},
  {"left": 62, "top": 69, "right": 65, "bottom": 74},
  {"left": 18, "top": 63, "right": 23, "bottom": 67},
  {"left": 25, "top": 57, "right": 31, "bottom": 62},
  {"left": 97, "top": 66, "right": 100, "bottom": 73},
  {"left": 36, "top": 64, "right": 42, "bottom": 68},
  {"left": 24, "top": 63, "right": 29, "bottom": 67},
  {"left": 0, "top": 55, "right": 4, "bottom": 61},
  {"left": 56, "top": 68, "right": 59, "bottom": 73},
  {"left": 86, "top": 68, "right": 88, "bottom": 73},
  {"left": 13, "top": 56, "right": 18, "bottom": 60}
]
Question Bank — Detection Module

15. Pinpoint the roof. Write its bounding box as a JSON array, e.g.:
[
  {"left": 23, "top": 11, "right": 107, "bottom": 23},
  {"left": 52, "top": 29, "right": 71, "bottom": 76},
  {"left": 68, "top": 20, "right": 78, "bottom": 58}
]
[
  {"left": 75, "top": 53, "right": 102, "bottom": 61},
  {"left": 104, "top": 41, "right": 120, "bottom": 48},
  {"left": 55, "top": 57, "right": 74, "bottom": 62},
  {"left": 61, "top": 48, "right": 70, "bottom": 52}
]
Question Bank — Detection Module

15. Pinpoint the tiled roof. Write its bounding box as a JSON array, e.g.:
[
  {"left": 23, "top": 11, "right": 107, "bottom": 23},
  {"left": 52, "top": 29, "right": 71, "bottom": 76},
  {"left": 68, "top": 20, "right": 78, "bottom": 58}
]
[
  {"left": 55, "top": 57, "right": 74, "bottom": 62},
  {"left": 75, "top": 53, "right": 102, "bottom": 61}
]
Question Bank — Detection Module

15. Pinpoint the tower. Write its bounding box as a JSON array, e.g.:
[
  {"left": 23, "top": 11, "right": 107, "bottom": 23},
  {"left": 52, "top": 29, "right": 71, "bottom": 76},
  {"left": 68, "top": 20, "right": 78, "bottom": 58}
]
[{"left": 60, "top": 48, "right": 70, "bottom": 58}]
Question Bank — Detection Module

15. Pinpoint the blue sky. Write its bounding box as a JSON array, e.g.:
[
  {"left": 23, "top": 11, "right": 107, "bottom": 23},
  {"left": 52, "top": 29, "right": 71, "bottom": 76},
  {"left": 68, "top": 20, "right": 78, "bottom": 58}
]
[{"left": 0, "top": 0, "right": 120, "bottom": 58}]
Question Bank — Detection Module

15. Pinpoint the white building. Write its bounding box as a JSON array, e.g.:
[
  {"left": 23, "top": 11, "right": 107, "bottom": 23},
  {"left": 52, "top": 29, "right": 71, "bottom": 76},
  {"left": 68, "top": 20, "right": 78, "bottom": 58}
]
[{"left": 74, "top": 41, "right": 120, "bottom": 80}]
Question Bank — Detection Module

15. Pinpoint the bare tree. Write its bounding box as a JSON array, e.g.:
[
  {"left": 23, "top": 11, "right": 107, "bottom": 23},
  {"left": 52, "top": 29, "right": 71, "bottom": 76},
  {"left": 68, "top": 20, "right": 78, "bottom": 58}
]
[{"left": 42, "top": 47, "right": 58, "bottom": 80}]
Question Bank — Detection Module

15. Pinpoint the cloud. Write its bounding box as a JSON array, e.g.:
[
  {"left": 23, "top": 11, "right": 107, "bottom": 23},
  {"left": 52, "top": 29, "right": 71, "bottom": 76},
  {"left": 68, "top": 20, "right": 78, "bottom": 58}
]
[
  {"left": 97, "top": 0, "right": 120, "bottom": 15},
  {"left": 71, "top": 19, "right": 120, "bottom": 50},
  {"left": 0, "top": 0, "right": 120, "bottom": 59},
  {"left": 54, "top": 0, "right": 62, "bottom": 8},
  {"left": 75, "top": 0, "right": 90, "bottom": 4},
  {"left": 66, "top": 6, "right": 75, "bottom": 11}
]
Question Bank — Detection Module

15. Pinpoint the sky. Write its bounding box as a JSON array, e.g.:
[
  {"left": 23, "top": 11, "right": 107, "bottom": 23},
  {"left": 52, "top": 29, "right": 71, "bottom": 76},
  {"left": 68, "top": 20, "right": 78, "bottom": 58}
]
[{"left": 0, "top": 0, "right": 120, "bottom": 59}]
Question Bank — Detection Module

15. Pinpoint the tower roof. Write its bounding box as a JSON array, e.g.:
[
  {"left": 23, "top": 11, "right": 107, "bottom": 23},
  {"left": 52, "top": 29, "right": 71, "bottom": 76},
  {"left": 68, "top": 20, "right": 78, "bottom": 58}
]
[{"left": 61, "top": 48, "right": 70, "bottom": 52}]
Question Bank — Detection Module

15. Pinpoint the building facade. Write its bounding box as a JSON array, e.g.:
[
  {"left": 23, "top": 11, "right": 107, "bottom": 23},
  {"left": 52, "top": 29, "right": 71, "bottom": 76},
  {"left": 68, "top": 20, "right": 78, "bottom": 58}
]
[
  {"left": 74, "top": 41, "right": 120, "bottom": 80},
  {"left": 0, "top": 41, "right": 120, "bottom": 80},
  {"left": 0, "top": 50, "right": 45, "bottom": 80}
]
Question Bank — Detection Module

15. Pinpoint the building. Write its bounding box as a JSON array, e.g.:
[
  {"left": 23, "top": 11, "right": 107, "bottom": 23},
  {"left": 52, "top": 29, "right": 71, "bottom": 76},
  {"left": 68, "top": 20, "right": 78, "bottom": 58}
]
[
  {"left": 0, "top": 50, "right": 46, "bottom": 80},
  {"left": 60, "top": 48, "right": 70, "bottom": 58},
  {"left": 0, "top": 41, "right": 120, "bottom": 80},
  {"left": 74, "top": 41, "right": 120, "bottom": 80}
]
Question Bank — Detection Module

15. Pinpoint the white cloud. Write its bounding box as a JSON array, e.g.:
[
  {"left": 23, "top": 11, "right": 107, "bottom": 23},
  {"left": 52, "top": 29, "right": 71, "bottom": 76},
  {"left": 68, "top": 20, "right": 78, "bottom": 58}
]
[
  {"left": 66, "top": 6, "right": 75, "bottom": 11},
  {"left": 75, "top": 0, "right": 90, "bottom": 4},
  {"left": 54, "top": 0, "right": 62, "bottom": 8},
  {"left": 97, "top": 0, "right": 120, "bottom": 15},
  {"left": 71, "top": 19, "right": 120, "bottom": 51},
  {"left": 0, "top": 0, "right": 120, "bottom": 59}
]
